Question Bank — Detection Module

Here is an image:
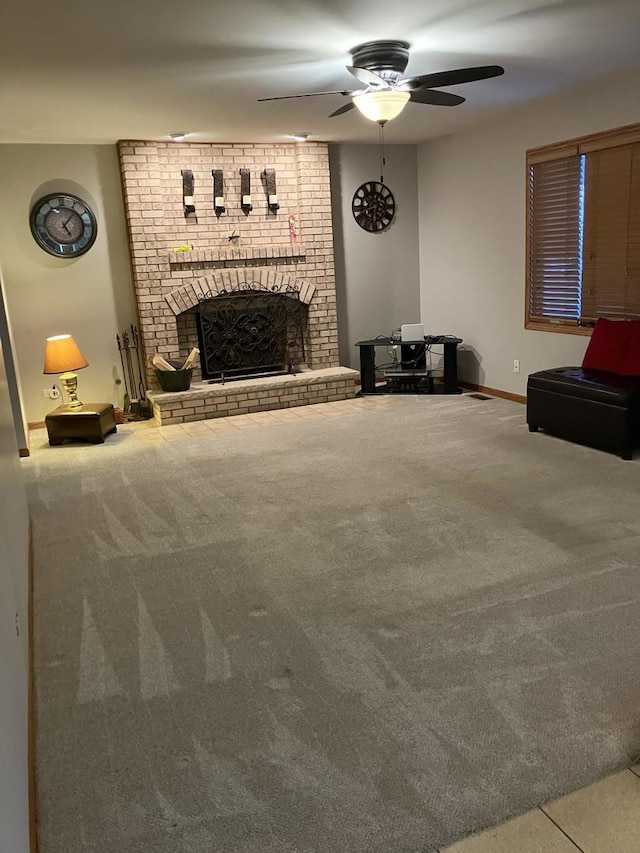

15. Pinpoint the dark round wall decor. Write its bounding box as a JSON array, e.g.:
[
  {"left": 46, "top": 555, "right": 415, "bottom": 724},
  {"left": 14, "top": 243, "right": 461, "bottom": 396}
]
[
  {"left": 30, "top": 193, "right": 98, "bottom": 258},
  {"left": 351, "top": 181, "right": 395, "bottom": 233}
]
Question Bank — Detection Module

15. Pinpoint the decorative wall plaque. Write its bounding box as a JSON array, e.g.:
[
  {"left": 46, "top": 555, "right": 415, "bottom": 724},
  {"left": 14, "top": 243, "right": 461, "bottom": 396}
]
[
  {"left": 240, "top": 169, "right": 252, "bottom": 213},
  {"left": 263, "top": 168, "right": 279, "bottom": 212},
  {"left": 181, "top": 169, "right": 196, "bottom": 218},
  {"left": 351, "top": 181, "right": 395, "bottom": 232},
  {"left": 212, "top": 170, "right": 225, "bottom": 215}
]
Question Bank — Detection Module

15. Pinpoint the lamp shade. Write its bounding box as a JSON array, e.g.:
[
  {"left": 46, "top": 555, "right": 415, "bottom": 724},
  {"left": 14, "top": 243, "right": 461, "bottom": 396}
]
[
  {"left": 353, "top": 90, "right": 411, "bottom": 123},
  {"left": 43, "top": 335, "right": 89, "bottom": 374}
]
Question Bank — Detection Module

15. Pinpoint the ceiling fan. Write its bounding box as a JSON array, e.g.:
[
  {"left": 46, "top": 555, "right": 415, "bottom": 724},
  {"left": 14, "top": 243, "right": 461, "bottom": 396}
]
[{"left": 258, "top": 40, "right": 504, "bottom": 124}]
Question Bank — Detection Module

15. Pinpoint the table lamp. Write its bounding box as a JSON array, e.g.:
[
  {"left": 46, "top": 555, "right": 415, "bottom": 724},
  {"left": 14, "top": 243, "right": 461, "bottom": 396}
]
[{"left": 43, "top": 334, "right": 89, "bottom": 408}]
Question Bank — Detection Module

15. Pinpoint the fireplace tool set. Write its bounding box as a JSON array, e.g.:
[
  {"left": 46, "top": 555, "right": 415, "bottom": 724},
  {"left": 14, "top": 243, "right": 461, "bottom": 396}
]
[{"left": 116, "top": 325, "right": 151, "bottom": 419}]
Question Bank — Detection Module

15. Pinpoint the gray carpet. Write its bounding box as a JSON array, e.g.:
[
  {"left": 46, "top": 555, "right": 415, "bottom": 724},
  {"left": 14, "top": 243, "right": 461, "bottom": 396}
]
[{"left": 25, "top": 395, "right": 640, "bottom": 853}]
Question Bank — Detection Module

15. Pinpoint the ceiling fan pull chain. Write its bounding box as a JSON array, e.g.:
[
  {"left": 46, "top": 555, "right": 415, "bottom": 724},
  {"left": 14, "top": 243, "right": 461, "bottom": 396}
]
[{"left": 379, "top": 123, "right": 386, "bottom": 183}]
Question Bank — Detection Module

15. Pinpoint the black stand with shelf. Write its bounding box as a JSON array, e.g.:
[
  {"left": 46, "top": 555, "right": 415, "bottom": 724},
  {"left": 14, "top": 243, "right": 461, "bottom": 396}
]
[{"left": 355, "top": 336, "right": 463, "bottom": 395}]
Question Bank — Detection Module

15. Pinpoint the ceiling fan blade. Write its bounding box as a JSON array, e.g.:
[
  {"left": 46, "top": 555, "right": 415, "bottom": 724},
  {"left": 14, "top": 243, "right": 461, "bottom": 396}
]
[
  {"left": 258, "top": 90, "right": 350, "bottom": 102},
  {"left": 329, "top": 102, "right": 356, "bottom": 118},
  {"left": 347, "top": 65, "right": 387, "bottom": 87},
  {"left": 399, "top": 65, "right": 505, "bottom": 91},
  {"left": 409, "top": 89, "right": 466, "bottom": 107}
]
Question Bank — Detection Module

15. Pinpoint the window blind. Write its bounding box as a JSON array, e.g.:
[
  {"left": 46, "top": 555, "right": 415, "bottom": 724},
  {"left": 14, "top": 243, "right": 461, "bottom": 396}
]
[
  {"left": 581, "top": 143, "right": 640, "bottom": 320},
  {"left": 527, "top": 156, "right": 582, "bottom": 323}
]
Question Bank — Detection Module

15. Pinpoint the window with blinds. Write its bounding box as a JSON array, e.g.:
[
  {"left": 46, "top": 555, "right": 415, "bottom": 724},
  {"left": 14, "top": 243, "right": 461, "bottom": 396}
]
[{"left": 526, "top": 123, "right": 640, "bottom": 333}]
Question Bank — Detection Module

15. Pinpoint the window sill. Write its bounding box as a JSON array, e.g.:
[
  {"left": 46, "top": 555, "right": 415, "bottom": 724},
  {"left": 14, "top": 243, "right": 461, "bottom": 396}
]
[{"left": 525, "top": 320, "right": 591, "bottom": 336}]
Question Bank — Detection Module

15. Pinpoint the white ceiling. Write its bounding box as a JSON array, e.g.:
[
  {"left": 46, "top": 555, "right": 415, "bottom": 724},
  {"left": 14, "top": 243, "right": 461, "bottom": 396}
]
[{"left": 2, "top": 0, "right": 640, "bottom": 146}]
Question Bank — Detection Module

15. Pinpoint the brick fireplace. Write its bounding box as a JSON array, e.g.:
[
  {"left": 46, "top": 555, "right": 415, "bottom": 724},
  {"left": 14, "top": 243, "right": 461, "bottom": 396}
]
[
  {"left": 117, "top": 140, "right": 357, "bottom": 423},
  {"left": 165, "top": 264, "right": 316, "bottom": 383}
]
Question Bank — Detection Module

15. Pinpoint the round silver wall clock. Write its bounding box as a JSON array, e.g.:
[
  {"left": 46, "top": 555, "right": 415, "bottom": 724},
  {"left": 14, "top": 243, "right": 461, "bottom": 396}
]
[
  {"left": 351, "top": 181, "right": 395, "bottom": 233},
  {"left": 30, "top": 193, "right": 98, "bottom": 258}
]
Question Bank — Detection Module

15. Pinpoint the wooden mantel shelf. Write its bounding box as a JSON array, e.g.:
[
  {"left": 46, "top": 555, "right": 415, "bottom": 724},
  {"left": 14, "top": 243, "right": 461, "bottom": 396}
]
[{"left": 167, "top": 245, "right": 306, "bottom": 266}]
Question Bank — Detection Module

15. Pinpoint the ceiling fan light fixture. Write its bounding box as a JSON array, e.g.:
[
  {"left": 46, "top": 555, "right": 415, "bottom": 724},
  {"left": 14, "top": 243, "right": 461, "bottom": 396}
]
[
  {"left": 169, "top": 131, "right": 188, "bottom": 142},
  {"left": 352, "top": 90, "right": 410, "bottom": 123}
]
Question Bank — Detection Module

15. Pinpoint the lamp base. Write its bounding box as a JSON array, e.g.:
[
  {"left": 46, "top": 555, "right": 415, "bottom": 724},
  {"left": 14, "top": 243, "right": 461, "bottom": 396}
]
[{"left": 59, "top": 372, "right": 82, "bottom": 408}]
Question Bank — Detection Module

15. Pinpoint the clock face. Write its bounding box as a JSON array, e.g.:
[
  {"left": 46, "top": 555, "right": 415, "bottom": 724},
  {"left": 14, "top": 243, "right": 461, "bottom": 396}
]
[
  {"left": 30, "top": 194, "right": 97, "bottom": 257},
  {"left": 352, "top": 181, "right": 396, "bottom": 232}
]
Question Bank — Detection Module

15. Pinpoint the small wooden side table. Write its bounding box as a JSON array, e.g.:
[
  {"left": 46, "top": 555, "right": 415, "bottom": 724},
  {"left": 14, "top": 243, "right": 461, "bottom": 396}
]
[{"left": 45, "top": 403, "right": 117, "bottom": 446}]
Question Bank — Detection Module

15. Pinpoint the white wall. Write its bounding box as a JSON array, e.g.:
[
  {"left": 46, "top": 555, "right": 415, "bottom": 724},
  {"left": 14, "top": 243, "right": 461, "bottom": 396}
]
[
  {"left": 0, "top": 145, "right": 137, "bottom": 423},
  {"left": 330, "top": 144, "right": 420, "bottom": 369},
  {"left": 417, "top": 65, "right": 640, "bottom": 395},
  {"left": 0, "top": 335, "right": 30, "bottom": 853}
]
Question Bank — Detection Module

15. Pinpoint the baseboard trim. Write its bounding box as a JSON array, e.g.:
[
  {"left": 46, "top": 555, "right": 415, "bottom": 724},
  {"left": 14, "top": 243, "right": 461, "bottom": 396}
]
[
  {"left": 28, "top": 421, "right": 45, "bottom": 431},
  {"left": 19, "top": 447, "right": 30, "bottom": 458},
  {"left": 460, "top": 381, "right": 526, "bottom": 405},
  {"left": 28, "top": 518, "right": 38, "bottom": 853}
]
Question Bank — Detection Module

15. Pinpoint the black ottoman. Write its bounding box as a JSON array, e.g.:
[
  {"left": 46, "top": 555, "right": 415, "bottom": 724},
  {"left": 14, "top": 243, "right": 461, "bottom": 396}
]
[
  {"left": 527, "top": 367, "right": 640, "bottom": 460},
  {"left": 45, "top": 403, "right": 117, "bottom": 446}
]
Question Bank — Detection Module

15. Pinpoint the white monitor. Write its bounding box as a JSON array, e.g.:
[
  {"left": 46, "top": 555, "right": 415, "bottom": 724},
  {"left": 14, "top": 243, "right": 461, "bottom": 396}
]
[{"left": 400, "top": 323, "right": 424, "bottom": 342}]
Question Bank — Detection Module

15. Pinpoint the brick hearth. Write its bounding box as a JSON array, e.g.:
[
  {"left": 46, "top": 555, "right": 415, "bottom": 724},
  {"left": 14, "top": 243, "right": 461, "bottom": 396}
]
[{"left": 147, "top": 367, "right": 359, "bottom": 425}]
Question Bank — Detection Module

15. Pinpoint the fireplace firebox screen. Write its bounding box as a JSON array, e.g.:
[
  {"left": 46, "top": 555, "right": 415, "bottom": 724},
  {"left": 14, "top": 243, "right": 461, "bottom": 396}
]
[{"left": 196, "top": 286, "right": 307, "bottom": 382}]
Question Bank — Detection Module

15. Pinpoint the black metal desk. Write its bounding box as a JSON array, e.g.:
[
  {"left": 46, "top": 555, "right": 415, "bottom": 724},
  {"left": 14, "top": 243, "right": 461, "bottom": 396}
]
[{"left": 355, "top": 336, "right": 463, "bottom": 395}]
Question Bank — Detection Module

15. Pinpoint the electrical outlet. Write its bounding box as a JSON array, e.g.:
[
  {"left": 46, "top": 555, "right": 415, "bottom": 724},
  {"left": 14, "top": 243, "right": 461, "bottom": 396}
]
[
  {"left": 50, "top": 387, "right": 60, "bottom": 399},
  {"left": 513, "top": 359, "right": 520, "bottom": 374}
]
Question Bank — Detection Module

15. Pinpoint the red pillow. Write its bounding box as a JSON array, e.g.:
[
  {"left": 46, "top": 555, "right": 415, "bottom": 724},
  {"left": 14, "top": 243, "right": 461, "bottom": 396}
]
[
  {"left": 581, "top": 318, "right": 637, "bottom": 374},
  {"left": 619, "top": 321, "right": 640, "bottom": 377}
]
